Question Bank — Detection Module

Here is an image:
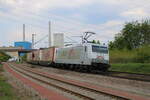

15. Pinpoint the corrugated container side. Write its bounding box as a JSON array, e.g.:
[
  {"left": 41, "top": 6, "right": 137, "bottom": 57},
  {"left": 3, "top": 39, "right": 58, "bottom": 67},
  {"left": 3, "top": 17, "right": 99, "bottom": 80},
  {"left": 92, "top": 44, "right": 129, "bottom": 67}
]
[
  {"left": 40, "top": 47, "right": 55, "bottom": 62},
  {"left": 27, "top": 53, "right": 32, "bottom": 61},
  {"left": 32, "top": 50, "right": 39, "bottom": 61},
  {"left": 55, "top": 46, "right": 86, "bottom": 64}
]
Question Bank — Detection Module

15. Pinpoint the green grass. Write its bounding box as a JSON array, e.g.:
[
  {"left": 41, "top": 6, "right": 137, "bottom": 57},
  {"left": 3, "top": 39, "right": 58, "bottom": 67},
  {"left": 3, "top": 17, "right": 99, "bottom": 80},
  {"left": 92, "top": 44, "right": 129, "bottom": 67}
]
[
  {"left": 0, "top": 64, "right": 3, "bottom": 72},
  {"left": 0, "top": 65, "right": 19, "bottom": 100},
  {"left": 110, "top": 45, "right": 150, "bottom": 63},
  {"left": 15, "top": 62, "right": 22, "bottom": 64},
  {"left": 109, "top": 45, "right": 150, "bottom": 74},
  {"left": 109, "top": 63, "right": 150, "bottom": 74}
]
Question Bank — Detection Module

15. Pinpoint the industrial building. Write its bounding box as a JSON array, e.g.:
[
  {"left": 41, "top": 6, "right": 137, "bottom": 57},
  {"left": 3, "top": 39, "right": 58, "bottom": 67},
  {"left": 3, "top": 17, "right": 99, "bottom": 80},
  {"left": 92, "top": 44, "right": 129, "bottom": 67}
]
[
  {"left": 14, "top": 41, "right": 32, "bottom": 49},
  {"left": 53, "top": 33, "right": 64, "bottom": 47},
  {"left": 14, "top": 41, "right": 32, "bottom": 56}
]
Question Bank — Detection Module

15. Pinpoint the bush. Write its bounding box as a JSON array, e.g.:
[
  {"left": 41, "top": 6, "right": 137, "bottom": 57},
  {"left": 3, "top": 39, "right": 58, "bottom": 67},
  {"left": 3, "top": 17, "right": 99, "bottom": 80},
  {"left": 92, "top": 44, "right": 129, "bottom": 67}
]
[
  {"left": 110, "top": 45, "right": 150, "bottom": 63},
  {"left": 21, "top": 54, "right": 27, "bottom": 62},
  {"left": 0, "top": 51, "right": 11, "bottom": 62},
  {"left": 136, "top": 45, "right": 150, "bottom": 63}
]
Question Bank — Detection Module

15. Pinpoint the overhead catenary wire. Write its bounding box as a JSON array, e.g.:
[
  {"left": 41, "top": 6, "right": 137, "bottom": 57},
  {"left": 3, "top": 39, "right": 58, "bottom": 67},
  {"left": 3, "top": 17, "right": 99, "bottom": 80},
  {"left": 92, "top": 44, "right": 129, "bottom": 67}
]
[{"left": 0, "top": 6, "right": 110, "bottom": 46}]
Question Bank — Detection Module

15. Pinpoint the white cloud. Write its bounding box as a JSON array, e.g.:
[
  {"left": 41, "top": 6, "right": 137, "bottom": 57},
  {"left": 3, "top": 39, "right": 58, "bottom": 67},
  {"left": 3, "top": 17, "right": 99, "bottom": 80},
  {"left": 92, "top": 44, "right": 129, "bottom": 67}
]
[
  {"left": 121, "top": 8, "right": 150, "bottom": 19},
  {"left": 97, "top": 0, "right": 150, "bottom": 19},
  {"left": 1, "top": 0, "right": 150, "bottom": 47},
  {"left": 0, "top": 9, "right": 123, "bottom": 47},
  {"left": 0, "top": 0, "right": 93, "bottom": 12}
]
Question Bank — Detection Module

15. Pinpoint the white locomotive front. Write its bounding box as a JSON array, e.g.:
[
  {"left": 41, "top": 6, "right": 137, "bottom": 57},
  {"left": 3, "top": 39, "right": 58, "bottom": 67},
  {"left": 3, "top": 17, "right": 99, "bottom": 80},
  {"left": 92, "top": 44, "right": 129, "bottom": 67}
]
[{"left": 86, "top": 43, "right": 109, "bottom": 64}]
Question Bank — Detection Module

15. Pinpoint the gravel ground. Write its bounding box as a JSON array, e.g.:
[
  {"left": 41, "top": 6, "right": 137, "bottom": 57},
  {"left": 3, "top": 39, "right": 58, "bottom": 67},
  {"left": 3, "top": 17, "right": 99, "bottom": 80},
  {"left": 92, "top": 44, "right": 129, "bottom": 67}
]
[
  {"left": 3, "top": 68, "right": 42, "bottom": 100},
  {"left": 10, "top": 63, "right": 123, "bottom": 100},
  {"left": 22, "top": 63, "right": 150, "bottom": 98}
]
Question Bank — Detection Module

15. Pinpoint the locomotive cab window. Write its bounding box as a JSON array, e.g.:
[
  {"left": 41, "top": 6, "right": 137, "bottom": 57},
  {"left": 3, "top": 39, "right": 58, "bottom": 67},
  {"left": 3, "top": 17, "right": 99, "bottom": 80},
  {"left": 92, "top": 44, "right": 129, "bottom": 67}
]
[{"left": 92, "top": 45, "right": 108, "bottom": 53}]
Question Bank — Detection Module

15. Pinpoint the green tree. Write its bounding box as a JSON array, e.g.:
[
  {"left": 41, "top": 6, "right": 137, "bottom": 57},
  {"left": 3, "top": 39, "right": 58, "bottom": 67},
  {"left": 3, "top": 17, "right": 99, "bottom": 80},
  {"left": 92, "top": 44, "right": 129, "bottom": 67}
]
[
  {"left": 97, "top": 40, "right": 100, "bottom": 44},
  {"left": 92, "top": 40, "right": 96, "bottom": 44},
  {"left": 109, "top": 20, "right": 150, "bottom": 50},
  {"left": 21, "top": 54, "right": 27, "bottom": 62},
  {"left": 0, "top": 51, "right": 11, "bottom": 62}
]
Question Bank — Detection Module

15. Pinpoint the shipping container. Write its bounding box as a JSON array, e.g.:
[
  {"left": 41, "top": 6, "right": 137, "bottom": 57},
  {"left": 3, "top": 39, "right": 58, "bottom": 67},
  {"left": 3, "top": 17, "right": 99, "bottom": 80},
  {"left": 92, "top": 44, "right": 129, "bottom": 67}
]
[
  {"left": 39, "top": 47, "right": 55, "bottom": 63},
  {"left": 33, "top": 50, "right": 39, "bottom": 61},
  {"left": 27, "top": 52, "right": 32, "bottom": 62}
]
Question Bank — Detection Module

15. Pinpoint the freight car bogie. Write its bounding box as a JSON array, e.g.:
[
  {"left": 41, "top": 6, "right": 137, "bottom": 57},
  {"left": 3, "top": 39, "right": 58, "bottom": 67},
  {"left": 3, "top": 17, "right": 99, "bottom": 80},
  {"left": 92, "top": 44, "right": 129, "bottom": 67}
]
[
  {"left": 30, "top": 61, "right": 39, "bottom": 65},
  {"left": 39, "top": 61, "right": 51, "bottom": 66},
  {"left": 52, "top": 62, "right": 109, "bottom": 72},
  {"left": 91, "top": 63, "right": 110, "bottom": 72}
]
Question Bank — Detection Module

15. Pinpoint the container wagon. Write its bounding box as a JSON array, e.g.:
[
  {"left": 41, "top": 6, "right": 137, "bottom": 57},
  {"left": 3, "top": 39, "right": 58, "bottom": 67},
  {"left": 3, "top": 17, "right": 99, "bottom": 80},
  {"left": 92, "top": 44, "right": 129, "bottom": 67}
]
[{"left": 39, "top": 47, "right": 55, "bottom": 65}]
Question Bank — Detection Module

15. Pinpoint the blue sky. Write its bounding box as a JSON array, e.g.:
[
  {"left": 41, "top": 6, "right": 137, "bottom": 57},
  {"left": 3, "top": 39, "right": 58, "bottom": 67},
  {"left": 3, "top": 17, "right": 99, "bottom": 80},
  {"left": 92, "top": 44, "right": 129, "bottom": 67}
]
[{"left": 0, "top": 0, "right": 150, "bottom": 48}]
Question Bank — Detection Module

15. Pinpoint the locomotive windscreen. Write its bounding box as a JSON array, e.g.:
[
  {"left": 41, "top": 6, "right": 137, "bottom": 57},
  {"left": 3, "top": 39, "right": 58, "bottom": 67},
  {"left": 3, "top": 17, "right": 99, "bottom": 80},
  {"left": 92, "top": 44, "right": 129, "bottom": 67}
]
[{"left": 92, "top": 45, "right": 108, "bottom": 53}]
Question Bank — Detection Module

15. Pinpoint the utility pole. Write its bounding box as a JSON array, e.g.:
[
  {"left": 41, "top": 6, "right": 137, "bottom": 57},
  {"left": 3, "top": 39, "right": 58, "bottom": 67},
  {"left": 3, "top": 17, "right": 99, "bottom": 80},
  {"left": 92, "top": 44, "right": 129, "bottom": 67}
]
[
  {"left": 48, "top": 21, "right": 52, "bottom": 47},
  {"left": 32, "top": 34, "right": 36, "bottom": 49},
  {"left": 23, "top": 24, "right": 25, "bottom": 41}
]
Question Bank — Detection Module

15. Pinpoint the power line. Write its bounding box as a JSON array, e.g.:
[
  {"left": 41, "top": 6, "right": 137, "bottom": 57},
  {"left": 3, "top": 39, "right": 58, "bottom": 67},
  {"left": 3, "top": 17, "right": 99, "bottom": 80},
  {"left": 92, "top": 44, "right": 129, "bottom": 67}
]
[
  {"left": 34, "top": 34, "right": 48, "bottom": 46},
  {"left": 65, "top": 35, "right": 79, "bottom": 43}
]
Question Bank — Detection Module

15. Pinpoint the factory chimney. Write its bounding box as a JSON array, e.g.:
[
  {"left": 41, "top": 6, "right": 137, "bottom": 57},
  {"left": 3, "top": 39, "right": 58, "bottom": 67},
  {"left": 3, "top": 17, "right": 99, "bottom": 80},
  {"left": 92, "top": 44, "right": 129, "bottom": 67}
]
[
  {"left": 23, "top": 24, "right": 25, "bottom": 41},
  {"left": 48, "top": 21, "right": 52, "bottom": 47},
  {"left": 32, "top": 34, "right": 36, "bottom": 49}
]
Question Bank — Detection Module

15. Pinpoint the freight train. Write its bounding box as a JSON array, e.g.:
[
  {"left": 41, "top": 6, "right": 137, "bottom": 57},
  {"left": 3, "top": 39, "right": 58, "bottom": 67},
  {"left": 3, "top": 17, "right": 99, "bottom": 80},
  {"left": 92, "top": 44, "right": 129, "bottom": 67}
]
[{"left": 27, "top": 43, "right": 110, "bottom": 71}]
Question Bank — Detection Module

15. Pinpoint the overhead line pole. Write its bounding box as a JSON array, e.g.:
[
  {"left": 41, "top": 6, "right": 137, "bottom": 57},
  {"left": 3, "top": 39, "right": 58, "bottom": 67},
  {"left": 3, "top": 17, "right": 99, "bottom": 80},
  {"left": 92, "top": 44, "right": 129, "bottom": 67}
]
[{"left": 32, "top": 34, "right": 36, "bottom": 49}]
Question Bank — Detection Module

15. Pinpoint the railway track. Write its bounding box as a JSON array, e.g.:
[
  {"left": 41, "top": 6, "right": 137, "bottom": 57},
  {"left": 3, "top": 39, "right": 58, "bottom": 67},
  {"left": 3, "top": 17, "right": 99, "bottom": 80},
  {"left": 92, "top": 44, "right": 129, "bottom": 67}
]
[
  {"left": 3, "top": 63, "right": 70, "bottom": 100},
  {"left": 24, "top": 63, "right": 150, "bottom": 82},
  {"left": 106, "top": 71, "right": 150, "bottom": 82},
  {"left": 9, "top": 63, "right": 124, "bottom": 100},
  {"left": 92, "top": 70, "right": 150, "bottom": 82},
  {"left": 9, "top": 63, "right": 150, "bottom": 100},
  {"left": 9, "top": 64, "right": 94, "bottom": 100}
]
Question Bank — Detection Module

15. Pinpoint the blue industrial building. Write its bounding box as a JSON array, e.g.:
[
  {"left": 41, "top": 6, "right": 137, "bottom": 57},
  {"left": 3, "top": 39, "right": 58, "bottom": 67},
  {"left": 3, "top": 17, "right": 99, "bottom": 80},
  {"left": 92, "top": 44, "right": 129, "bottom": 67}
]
[
  {"left": 14, "top": 41, "right": 32, "bottom": 56},
  {"left": 14, "top": 41, "right": 32, "bottom": 49}
]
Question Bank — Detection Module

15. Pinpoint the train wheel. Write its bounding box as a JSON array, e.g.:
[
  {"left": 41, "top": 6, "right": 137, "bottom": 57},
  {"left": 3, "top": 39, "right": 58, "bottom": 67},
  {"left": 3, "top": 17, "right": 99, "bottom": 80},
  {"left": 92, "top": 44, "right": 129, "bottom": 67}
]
[
  {"left": 69, "top": 65, "right": 73, "bottom": 70},
  {"left": 102, "top": 65, "right": 109, "bottom": 72},
  {"left": 86, "top": 66, "right": 92, "bottom": 73},
  {"left": 102, "top": 68, "right": 108, "bottom": 72}
]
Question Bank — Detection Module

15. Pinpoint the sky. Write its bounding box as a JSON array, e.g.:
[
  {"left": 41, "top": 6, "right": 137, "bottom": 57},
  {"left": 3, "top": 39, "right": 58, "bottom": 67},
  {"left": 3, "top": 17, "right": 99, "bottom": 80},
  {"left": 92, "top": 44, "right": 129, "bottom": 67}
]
[{"left": 0, "top": 0, "right": 150, "bottom": 48}]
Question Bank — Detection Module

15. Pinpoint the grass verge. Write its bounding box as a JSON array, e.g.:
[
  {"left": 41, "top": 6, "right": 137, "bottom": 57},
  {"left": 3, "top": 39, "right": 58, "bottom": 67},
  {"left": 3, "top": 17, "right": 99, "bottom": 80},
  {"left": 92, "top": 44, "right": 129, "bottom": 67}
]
[
  {"left": 110, "top": 45, "right": 150, "bottom": 63},
  {"left": 109, "top": 63, "right": 150, "bottom": 74},
  {"left": 0, "top": 64, "right": 19, "bottom": 100}
]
